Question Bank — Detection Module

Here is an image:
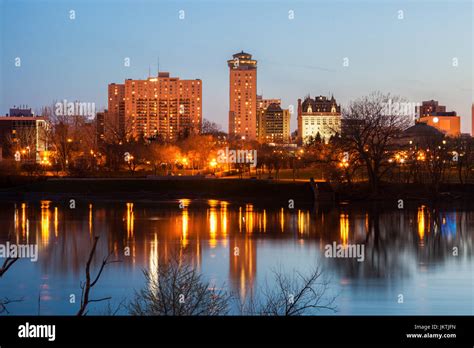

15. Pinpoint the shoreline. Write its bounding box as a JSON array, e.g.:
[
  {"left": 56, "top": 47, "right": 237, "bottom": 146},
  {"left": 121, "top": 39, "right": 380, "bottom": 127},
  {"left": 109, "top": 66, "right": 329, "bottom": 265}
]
[{"left": 1, "top": 177, "right": 473, "bottom": 209}]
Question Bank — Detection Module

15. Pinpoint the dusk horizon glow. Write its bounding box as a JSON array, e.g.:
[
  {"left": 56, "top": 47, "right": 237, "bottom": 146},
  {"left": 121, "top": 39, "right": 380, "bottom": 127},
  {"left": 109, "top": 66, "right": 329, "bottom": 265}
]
[{"left": 1, "top": 0, "right": 472, "bottom": 133}]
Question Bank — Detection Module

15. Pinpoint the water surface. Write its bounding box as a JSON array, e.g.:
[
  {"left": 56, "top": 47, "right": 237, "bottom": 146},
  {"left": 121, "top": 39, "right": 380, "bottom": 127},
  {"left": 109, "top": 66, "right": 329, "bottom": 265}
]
[{"left": 0, "top": 199, "right": 472, "bottom": 315}]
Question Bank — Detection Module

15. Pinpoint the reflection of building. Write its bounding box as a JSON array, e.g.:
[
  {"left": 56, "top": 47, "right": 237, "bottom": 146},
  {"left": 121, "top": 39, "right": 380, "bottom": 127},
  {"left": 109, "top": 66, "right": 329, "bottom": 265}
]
[
  {"left": 0, "top": 110, "right": 48, "bottom": 162},
  {"left": 108, "top": 72, "right": 202, "bottom": 141},
  {"left": 228, "top": 51, "right": 257, "bottom": 140},
  {"left": 440, "top": 212, "right": 456, "bottom": 238},
  {"left": 417, "top": 100, "right": 460, "bottom": 136},
  {"left": 257, "top": 102, "right": 290, "bottom": 144},
  {"left": 229, "top": 237, "right": 257, "bottom": 299},
  {"left": 297, "top": 95, "right": 341, "bottom": 144}
]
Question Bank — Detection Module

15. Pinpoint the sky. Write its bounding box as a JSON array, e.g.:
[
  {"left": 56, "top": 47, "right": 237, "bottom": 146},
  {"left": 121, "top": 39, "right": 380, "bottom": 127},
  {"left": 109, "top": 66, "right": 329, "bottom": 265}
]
[{"left": 0, "top": 0, "right": 472, "bottom": 133}]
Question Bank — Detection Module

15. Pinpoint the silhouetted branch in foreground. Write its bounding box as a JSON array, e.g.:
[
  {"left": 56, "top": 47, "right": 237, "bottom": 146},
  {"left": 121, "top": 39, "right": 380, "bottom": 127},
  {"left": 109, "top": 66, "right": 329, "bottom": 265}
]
[
  {"left": 128, "top": 253, "right": 337, "bottom": 316},
  {"left": 77, "top": 236, "right": 121, "bottom": 316},
  {"left": 239, "top": 265, "right": 337, "bottom": 316},
  {"left": 128, "top": 254, "right": 231, "bottom": 315},
  {"left": 0, "top": 297, "right": 24, "bottom": 314},
  {"left": 0, "top": 257, "right": 22, "bottom": 314},
  {"left": 0, "top": 257, "right": 18, "bottom": 278}
]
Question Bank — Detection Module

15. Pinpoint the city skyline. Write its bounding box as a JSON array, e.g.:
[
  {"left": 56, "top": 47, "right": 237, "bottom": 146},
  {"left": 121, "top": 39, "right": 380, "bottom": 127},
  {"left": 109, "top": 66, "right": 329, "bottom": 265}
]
[{"left": 1, "top": 0, "right": 472, "bottom": 134}]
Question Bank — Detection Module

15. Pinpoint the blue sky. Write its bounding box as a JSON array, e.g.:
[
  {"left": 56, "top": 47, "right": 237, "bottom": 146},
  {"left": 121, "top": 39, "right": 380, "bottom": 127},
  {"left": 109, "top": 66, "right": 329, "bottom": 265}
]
[{"left": 1, "top": 0, "right": 472, "bottom": 132}]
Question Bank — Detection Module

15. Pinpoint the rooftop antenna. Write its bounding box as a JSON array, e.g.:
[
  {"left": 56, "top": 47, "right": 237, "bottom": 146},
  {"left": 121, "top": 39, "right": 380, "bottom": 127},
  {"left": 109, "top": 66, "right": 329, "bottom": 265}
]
[
  {"left": 148, "top": 65, "right": 151, "bottom": 78},
  {"left": 157, "top": 56, "right": 160, "bottom": 76}
]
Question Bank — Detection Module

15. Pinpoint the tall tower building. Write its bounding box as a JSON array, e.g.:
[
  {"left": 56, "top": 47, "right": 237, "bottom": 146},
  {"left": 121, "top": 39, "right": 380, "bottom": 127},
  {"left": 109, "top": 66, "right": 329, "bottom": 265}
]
[
  {"left": 228, "top": 51, "right": 257, "bottom": 140},
  {"left": 107, "top": 83, "right": 126, "bottom": 139}
]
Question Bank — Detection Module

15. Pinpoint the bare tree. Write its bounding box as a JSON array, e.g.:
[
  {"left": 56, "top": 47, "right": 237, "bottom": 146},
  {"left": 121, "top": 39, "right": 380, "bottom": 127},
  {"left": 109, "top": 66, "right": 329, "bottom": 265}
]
[
  {"left": 0, "top": 257, "right": 18, "bottom": 277},
  {"left": 422, "top": 137, "right": 450, "bottom": 195},
  {"left": 201, "top": 118, "right": 223, "bottom": 136},
  {"left": 340, "top": 92, "right": 411, "bottom": 195},
  {"left": 5, "top": 126, "right": 37, "bottom": 162},
  {"left": 128, "top": 254, "right": 231, "bottom": 316},
  {"left": 239, "top": 265, "right": 337, "bottom": 316},
  {"left": 452, "top": 136, "right": 474, "bottom": 184},
  {"left": 77, "top": 236, "right": 120, "bottom": 315},
  {"left": 0, "top": 257, "right": 22, "bottom": 314}
]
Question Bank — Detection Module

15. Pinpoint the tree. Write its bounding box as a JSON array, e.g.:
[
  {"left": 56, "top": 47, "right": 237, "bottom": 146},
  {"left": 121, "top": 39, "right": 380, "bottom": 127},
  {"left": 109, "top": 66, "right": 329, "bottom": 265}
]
[
  {"left": 315, "top": 132, "right": 322, "bottom": 144},
  {"left": 422, "top": 138, "right": 450, "bottom": 195},
  {"left": 452, "top": 136, "right": 474, "bottom": 184},
  {"left": 239, "top": 265, "right": 337, "bottom": 316},
  {"left": 0, "top": 257, "right": 22, "bottom": 314},
  {"left": 128, "top": 253, "right": 231, "bottom": 315},
  {"left": 340, "top": 92, "right": 411, "bottom": 195},
  {"left": 77, "top": 236, "right": 120, "bottom": 315},
  {"left": 201, "top": 119, "right": 224, "bottom": 136},
  {"left": 148, "top": 143, "right": 181, "bottom": 175}
]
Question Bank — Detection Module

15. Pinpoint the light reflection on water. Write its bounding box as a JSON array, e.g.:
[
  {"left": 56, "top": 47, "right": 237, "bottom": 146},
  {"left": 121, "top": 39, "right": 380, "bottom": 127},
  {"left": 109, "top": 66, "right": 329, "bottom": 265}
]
[{"left": 0, "top": 199, "right": 472, "bottom": 315}]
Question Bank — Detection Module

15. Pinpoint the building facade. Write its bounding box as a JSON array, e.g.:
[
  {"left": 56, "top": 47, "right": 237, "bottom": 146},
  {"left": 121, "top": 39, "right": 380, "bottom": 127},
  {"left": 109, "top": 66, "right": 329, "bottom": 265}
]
[
  {"left": 107, "top": 83, "right": 126, "bottom": 139},
  {"left": 258, "top": 103, "right": 290, "bottom": 143},
  {"left": 257, "top": 95, "right": 281, "bottom": 142},
  {"left": 297, "top": 95, "right": 341, "bottom": 144},
  {"left": 417, "top": 100, "right": 460, "bottom": 137},
  {"left": 228, "top": 51, "right": 257, "bottom": 140},
  {"left": 0, "top": 114, "right": 48, "bottom": 162},
  {"left": 108, "top": 72, "right": 202, "bottom": 142}
]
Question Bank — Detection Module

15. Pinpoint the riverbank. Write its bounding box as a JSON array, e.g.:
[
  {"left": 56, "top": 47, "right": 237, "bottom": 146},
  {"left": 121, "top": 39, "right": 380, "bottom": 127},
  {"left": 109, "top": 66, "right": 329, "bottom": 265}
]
[
  {"left": 0, "top": 176, "right": 473, "bottom": 207},
  {"left": 0, "top": 177, "right": 314, "bottom": 206}
]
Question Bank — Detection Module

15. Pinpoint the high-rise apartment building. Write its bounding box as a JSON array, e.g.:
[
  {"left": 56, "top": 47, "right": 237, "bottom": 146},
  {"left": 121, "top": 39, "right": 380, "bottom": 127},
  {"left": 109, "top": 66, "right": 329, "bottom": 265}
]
[
  {"left": 107, "top": 83, "right": 125, "bottom": 139},
  {"left": 258, "top": 103, "right": 291, "bottom": 144},
  {"left": 228, "top": 51, "right": 257, "bottom": 140},
  {"left": 257, "top": 95, "right": 281, "bottom": 141},
  {"left": 108, "top": 72, "right": 202, "bottom": 142}
]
